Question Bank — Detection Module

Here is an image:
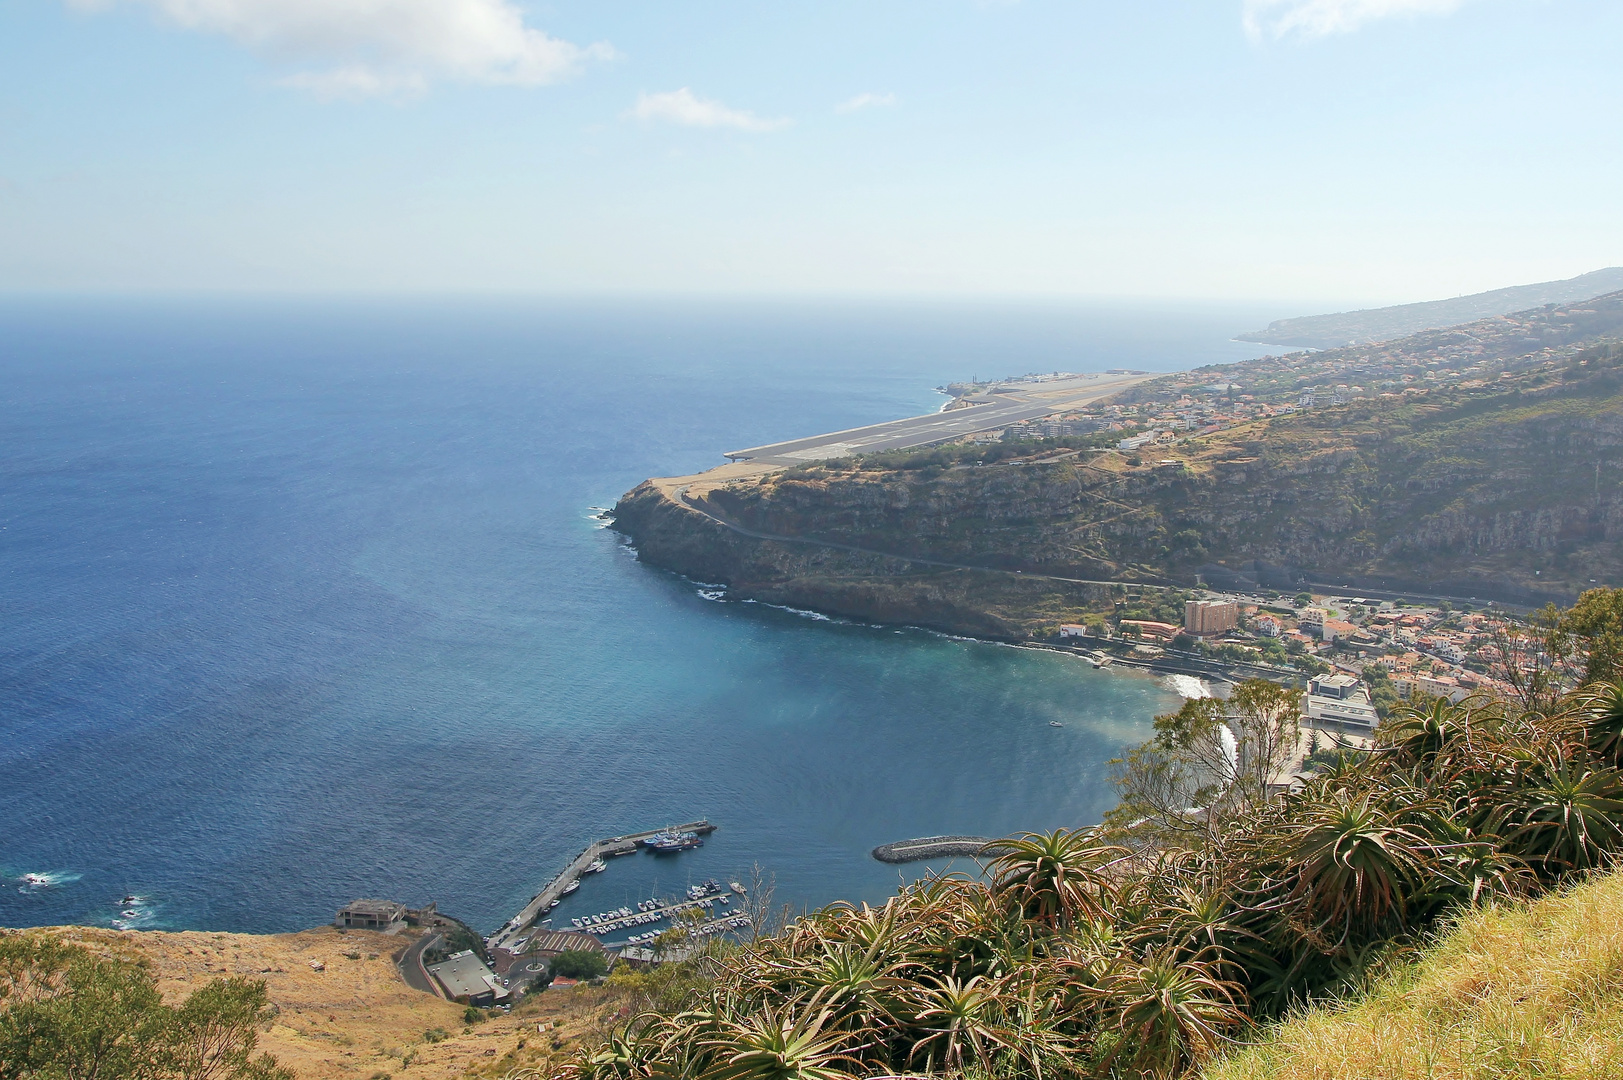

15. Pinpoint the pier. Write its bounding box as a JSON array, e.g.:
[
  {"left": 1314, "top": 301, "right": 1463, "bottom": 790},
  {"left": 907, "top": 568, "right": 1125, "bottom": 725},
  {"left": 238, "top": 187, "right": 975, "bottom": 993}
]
[
  {"left": 487, "top": 820, "right": 715, "bottom": 952},
  {"left": 871, "top": 835, "right": 1006, "bottom": 864}
]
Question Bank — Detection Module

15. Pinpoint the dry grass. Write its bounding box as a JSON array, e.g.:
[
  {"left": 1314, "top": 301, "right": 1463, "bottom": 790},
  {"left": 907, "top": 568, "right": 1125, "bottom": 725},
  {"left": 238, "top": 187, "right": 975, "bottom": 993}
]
[
  {"left": 27, "top": 925, "right": 626, "bottom": 1080},
  {"left": 1204, "top": 869, "right": 1623, "bottom": 1080}
]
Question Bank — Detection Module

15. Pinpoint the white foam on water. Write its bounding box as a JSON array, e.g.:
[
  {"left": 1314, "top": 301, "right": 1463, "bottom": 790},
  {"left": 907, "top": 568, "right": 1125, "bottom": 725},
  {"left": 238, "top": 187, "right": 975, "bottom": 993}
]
[
  {"left": 1163, "top": 674, "right": 1211, "bottom": 699},
  {"left": 740, "top": 599, "right": 836, "bottom": 622},
  {"left": 16, "top": 871, "right": 81, "bottom": 891}
]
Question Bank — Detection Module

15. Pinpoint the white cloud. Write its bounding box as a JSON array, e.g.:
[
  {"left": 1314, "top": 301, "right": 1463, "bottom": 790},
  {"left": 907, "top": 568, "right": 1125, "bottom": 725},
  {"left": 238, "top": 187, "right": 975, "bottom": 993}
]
[
  {"left": 835, "top": 92, "right": 896, "bottom": 114},
  {"left": 70, "top": 0, "right": 614, "bottom": 94},
  {"left": 628, "top": 88, "right": 790, "bottom": 133},
  {"left": 1243, "top": 0, "right": 1468, "bottom": 39}
]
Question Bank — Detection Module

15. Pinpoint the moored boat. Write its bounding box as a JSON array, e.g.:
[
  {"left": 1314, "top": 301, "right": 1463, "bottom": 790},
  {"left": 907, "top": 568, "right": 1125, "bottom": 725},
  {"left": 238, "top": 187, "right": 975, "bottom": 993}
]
[{"left": 651, "top": 831, "right": 702, "bottom": 854}]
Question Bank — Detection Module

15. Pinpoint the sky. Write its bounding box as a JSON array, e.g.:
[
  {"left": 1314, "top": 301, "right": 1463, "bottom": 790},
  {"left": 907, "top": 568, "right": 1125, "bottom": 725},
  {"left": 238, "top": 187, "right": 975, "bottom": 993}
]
[{"left": 1, "top": 0, "right": 1620, "bottom": 304}]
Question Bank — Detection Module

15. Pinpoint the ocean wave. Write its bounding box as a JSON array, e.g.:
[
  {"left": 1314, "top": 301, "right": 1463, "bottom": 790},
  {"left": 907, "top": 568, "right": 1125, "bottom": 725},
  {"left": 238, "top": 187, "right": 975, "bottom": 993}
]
[
  {"left": 110, "top": 895, "right": 159, "bottom": 929},
  {"left": 584, "top": 506, "right": 616, "bottom": 529},
  {"left": 15, "top": 870, "right": 81, "bottom": 891},
  {"left": 738, "top": 599, "right": 838, "bottom": 622},
  {"left": 1163, "top": 674, "right": 1211, "bottom": 699}
]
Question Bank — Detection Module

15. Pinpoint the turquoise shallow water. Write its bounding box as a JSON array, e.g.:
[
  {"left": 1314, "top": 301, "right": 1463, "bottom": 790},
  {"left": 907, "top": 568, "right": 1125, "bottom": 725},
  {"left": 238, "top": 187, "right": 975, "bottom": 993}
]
[{"left": 0, "top": 297, "right": 1277, "bottom": 936}]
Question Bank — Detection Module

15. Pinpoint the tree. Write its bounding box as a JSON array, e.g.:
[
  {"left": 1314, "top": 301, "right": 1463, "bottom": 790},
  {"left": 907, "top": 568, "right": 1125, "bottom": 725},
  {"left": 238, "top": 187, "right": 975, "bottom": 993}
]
[
  {"left": 1107, "top": 696, "right": 1240, "bottom": 845},
  {"left": 550, "top": 950, "right": 607, "bottom": 981},
  {"left": 1486, "top": 611, "right": 1577, "bottom": 714},
  {"left": 1558, "top": 587, "right": 1623, "bottom": 686},
  {"left": 1227, "top": 679, "right": 1304, "bottom": 797},
  {"left": 1110, "top": 681, "right": 1306, "bottom": 846},
  {"left": 1362, "top": 664, "right": 1401, "bottom": 718}
]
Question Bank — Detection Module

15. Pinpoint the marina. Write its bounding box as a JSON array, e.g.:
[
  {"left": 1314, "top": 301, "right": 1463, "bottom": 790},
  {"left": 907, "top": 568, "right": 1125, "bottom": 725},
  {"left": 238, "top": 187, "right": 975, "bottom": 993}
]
[
  {"left": 486, "top": 820, "right": 716, "bottom": 952},
  {"left": 568, "top": 879, "right": 747, "bottom": 946}
]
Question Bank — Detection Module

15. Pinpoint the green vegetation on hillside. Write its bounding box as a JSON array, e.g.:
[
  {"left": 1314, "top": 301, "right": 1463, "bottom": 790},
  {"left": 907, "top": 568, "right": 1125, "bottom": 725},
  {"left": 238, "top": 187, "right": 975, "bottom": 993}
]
[
  {"left": 423, "top": 919, "right": 490, "bottom": 966},
  {"left": 0, "top": 933, "right": 290, "bottom": 1080}
]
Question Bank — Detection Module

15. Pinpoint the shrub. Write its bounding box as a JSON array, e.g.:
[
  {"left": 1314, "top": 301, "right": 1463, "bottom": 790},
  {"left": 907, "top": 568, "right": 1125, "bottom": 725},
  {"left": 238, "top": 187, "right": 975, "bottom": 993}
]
[{"left": 0, "top": 936, "right": 291, "bottom": 1080}]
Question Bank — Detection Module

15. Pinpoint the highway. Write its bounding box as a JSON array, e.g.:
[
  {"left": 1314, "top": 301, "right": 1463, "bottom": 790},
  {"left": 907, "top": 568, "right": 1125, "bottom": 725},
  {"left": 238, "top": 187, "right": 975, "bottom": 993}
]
[{"left": 723, "top": 372, "right": 1152, "bottom": 465}]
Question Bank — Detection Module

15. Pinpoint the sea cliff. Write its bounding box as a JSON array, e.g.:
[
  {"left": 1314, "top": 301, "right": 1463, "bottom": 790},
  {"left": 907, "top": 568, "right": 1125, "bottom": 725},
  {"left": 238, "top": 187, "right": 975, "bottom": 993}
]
[{"left": 613, "top": 340, "right": 1623, "bottom": 632}]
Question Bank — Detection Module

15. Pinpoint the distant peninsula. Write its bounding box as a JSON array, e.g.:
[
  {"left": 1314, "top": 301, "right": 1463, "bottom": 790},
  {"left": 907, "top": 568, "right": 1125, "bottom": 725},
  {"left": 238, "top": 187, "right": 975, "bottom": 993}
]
[{"left": 1238, "top": 266, "right": 1623, "bottom": 349}]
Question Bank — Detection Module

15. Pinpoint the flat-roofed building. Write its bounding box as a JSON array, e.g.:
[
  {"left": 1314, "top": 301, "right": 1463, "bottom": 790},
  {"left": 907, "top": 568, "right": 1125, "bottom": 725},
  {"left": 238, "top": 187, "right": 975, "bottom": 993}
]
[
  {"left": 427, "top": 950, "right": 511, "bottom": 1007},
  {"left": 1185, "top": 599, "right": 1238, "bottom": 636},
  {"left": 1303, "top": 674, "right": 1379, "bottom": 730},
  {"left": 1119, "top": 619, "right": 1180, "bottom": 642},
  {"left": 1309, "top": 674, "right": 1361, "bottom": 699},
  {"left": 335, "top": 899, "right": 407, "bottom": 933}
]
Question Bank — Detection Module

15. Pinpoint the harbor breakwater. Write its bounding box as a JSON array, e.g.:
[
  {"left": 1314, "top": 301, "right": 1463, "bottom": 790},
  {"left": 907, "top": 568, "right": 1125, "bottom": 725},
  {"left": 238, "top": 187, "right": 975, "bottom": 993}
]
[{"left": 871, "top": 836, "right": 1008, "bottom": 864}]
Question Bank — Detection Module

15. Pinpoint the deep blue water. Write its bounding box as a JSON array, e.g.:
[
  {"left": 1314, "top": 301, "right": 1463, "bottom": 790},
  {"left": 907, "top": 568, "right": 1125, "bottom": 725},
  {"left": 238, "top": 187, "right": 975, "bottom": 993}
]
[{"left": 0, "top": 297, "right": 1279, "bottom": 937}]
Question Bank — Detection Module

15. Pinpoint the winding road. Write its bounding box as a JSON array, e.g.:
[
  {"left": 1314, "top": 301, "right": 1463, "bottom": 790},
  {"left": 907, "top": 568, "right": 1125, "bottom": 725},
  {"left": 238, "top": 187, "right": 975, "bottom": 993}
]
[{"left": 396, "top": 931, "right": 445, "bottom": 998}]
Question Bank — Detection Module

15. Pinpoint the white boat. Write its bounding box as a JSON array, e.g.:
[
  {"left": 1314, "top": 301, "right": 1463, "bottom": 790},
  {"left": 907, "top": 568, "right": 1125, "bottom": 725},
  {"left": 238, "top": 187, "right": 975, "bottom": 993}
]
[
  {"left": 587, "top": 859, "right": 607, "bottom": 874},
  {"left": 562, "top": 880, "right": 580, "bottom": 895},
  {"left": 730, "top": 882, "right": 747, "bottom": 895}
]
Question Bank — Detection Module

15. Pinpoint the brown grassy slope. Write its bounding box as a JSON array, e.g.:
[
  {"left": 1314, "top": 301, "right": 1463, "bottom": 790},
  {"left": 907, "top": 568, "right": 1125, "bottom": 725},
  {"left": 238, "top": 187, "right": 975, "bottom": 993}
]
[
  {"left": 25, "top": 926, "right": 622, "bottom": 1080},
  {"left": 1204, "top": 869, "right": 1623, "bottom": 1080}
]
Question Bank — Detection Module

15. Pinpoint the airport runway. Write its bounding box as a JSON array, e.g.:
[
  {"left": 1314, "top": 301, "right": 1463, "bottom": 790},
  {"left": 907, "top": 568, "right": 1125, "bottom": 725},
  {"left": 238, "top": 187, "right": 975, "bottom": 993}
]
[{"left": 723, "top": 372, "right": 1152, "bottom": 465}]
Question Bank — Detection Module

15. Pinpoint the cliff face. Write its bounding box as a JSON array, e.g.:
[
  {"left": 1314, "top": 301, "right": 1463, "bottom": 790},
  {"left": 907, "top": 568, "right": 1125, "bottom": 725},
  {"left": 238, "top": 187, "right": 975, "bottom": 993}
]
[
  {"left": 613, "top": 347, "right": 1623, "bottom": 629},
  {"left": 612, "top": 479, "right": 1117, "bottom": 638}
]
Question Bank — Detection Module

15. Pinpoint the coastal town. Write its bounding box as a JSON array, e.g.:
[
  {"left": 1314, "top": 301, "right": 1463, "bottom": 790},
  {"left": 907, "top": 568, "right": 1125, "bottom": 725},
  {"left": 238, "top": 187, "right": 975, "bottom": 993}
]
[{"left": 1063, "top": 591, "right": 1519, "bottom": 709}]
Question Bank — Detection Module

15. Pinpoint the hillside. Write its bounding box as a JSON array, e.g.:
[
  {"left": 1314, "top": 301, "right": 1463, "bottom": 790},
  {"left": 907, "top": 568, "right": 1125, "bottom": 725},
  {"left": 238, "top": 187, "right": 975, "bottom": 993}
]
[
  {"left": 6, "top": 924, "right": 615, "bottom": 1080},
  {"left": 1203, "top": 868, "right": 1623, "bottom": 1080},
  {"left": 613, "top": 336, "right": 1623, "bottom": 636},
  {"left": 1238, "top": 267, "right": 1623, "bottom": 348}
]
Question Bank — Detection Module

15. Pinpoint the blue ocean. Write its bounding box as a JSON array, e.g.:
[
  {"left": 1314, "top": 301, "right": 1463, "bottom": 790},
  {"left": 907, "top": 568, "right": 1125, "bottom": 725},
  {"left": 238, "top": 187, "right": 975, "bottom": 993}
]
[{"left": 0, "top": 297, "right": 1278, "bottom": 937}]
